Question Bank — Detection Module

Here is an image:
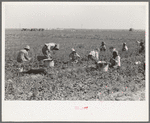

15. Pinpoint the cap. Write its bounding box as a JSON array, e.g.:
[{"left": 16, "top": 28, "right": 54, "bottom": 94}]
[{"left": 24, "top": 45, "right": 30, "bottom": 50}]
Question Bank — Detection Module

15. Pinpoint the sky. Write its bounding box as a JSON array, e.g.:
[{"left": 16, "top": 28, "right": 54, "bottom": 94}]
[{"left": 4, "top": 2, "right": 147, "bottom": 29}]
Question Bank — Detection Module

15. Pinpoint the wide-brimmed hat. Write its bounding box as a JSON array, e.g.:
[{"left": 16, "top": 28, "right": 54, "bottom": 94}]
[
  {"left": 24, "top": 45, "right": 30, "bottom": 50},
  {"left": 71, "top": 48, "right": 76, "bottom": 52},
  {"left": 113, "top": 50, "right": 118, "bottom": 56}
]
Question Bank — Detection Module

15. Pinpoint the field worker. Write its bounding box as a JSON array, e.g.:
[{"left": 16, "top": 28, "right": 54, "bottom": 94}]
[
  {"left": 17, "top": 45, "right": 31, "bottom": 63},
  {"left": 122, "top": 42, "right": 128, "bottom": 51},
  {"left": 109, "top": 50, "right": 121, "bottom": 69},
  {"left": 88, "top": 48, "right": 99, "bottom": 62},
  {"left": 100, "top": 42, "right": 106, "bottom": 51},
  {"left": 139, "top": 42, "right": 145, "bottom": 53},
  {"left": 42, "top": 43, "right": 59, "bottom": 59},
  {"left": 69, "top": 48, "right": 80, "bottom": 63}
]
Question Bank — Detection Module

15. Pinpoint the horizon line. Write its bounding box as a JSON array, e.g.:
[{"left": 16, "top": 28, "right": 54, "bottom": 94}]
[{"left": 5, "top": 28, "right": 145, "bottom": 30}]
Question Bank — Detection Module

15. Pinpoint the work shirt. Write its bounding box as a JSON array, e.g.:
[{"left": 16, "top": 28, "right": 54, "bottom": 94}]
[
  {"left": 110, "top": 55, "right": 121, "bottom": 67},
  {"left": 42, "top": 43, "right": 56, "bottom": 58},
  {"left": 89, "top": 50, "right": 99, "bottom": 60},
  {"left": 17, "top": 49, "right": 30, "bottom": 63}
]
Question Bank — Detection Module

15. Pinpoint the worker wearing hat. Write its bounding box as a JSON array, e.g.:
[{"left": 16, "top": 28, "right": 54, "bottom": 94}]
[
  {"left": 17, "top": 45, "right": 31, "bottom": 71},
  {"left": 69, "top": 48, "right": 80, "bottom": 63},
  {"left": 122, "top": 42, "right": 128, "bottom": 51},
  {"left": 42, "top": 43, "right": 59, "bottom": 59},
  {"left": 17, "top": 45, "right": 31, "bottom": 63},
  {"left": 100, "top": 42, "right": 106, "bottom": 51},
  {"left": 109, "top": 50, "right": 121, "bottom": 68}
]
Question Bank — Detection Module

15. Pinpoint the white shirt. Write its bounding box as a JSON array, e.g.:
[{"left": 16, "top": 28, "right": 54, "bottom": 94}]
[
  {"left": 17, "top": 49, "right": 31, "bottom": 63},
  {"left": 113, "top": 56, "right": 121, "bottom": 67},
  {"left": 89, "top": 50, "right": 99, "bottom": 60}
]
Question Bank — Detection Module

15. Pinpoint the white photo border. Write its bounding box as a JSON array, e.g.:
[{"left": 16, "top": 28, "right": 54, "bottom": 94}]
[{"left": 2, "top": 2, "right": 149, "bottom": 122}]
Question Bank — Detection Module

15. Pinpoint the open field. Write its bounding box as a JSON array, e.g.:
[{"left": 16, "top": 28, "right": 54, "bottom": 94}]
[{"left": 5, "top": 29, "right": 145, "bottom": 100}]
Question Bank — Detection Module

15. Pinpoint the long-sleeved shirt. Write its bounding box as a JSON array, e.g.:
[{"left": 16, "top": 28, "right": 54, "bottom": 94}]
[
  {"left": 42, "top": 43, "right": 56, "bottom": 58},
  {"left": 110, "top": 55, "right": 121, "bottom": 67},
  {"left": 89, "top": 50, "right": 99, "bottom": 60},
  {"left": 17, "top": 49, "right": 30, "bottom": 63}
]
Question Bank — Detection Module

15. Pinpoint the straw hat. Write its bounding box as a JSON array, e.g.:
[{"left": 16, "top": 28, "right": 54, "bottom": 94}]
[
  {"left": 72, "top": 48, "right": 76, "bottom": 52},
  {"left": 112, "top": 48, "right": 117, "bottom": 53},
  {"left": 24, "top": 45, "right": 30, "bottom": 50}
]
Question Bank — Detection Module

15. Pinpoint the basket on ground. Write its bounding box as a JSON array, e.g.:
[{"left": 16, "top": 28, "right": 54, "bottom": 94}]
[
  {"left": 43, "top": 59, "right": 54, "bottom": 67},
  {"left": 96, "top": 61, "right": 109, "bottom": 72}
]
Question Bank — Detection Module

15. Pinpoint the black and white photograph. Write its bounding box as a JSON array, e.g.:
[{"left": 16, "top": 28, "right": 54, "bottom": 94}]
[{"left": 2, "top": 2, "right": 149, "bottom": 121}]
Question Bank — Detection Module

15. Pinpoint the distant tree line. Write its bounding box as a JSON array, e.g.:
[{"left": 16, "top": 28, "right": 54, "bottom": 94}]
[{"left": 21, "top": 28, "right": 45, "bottom": 31}]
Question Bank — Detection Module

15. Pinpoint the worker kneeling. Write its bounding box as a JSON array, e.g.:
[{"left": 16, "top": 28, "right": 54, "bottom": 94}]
[
  {"left": 109, "top": 51, "right": 121, "bottom": 69},
  {"left": 17, "top": 45, "right": 31, "bottom": 71},
  {"left": 69, "top": 48, "right": 80, "bottom": 63}
]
